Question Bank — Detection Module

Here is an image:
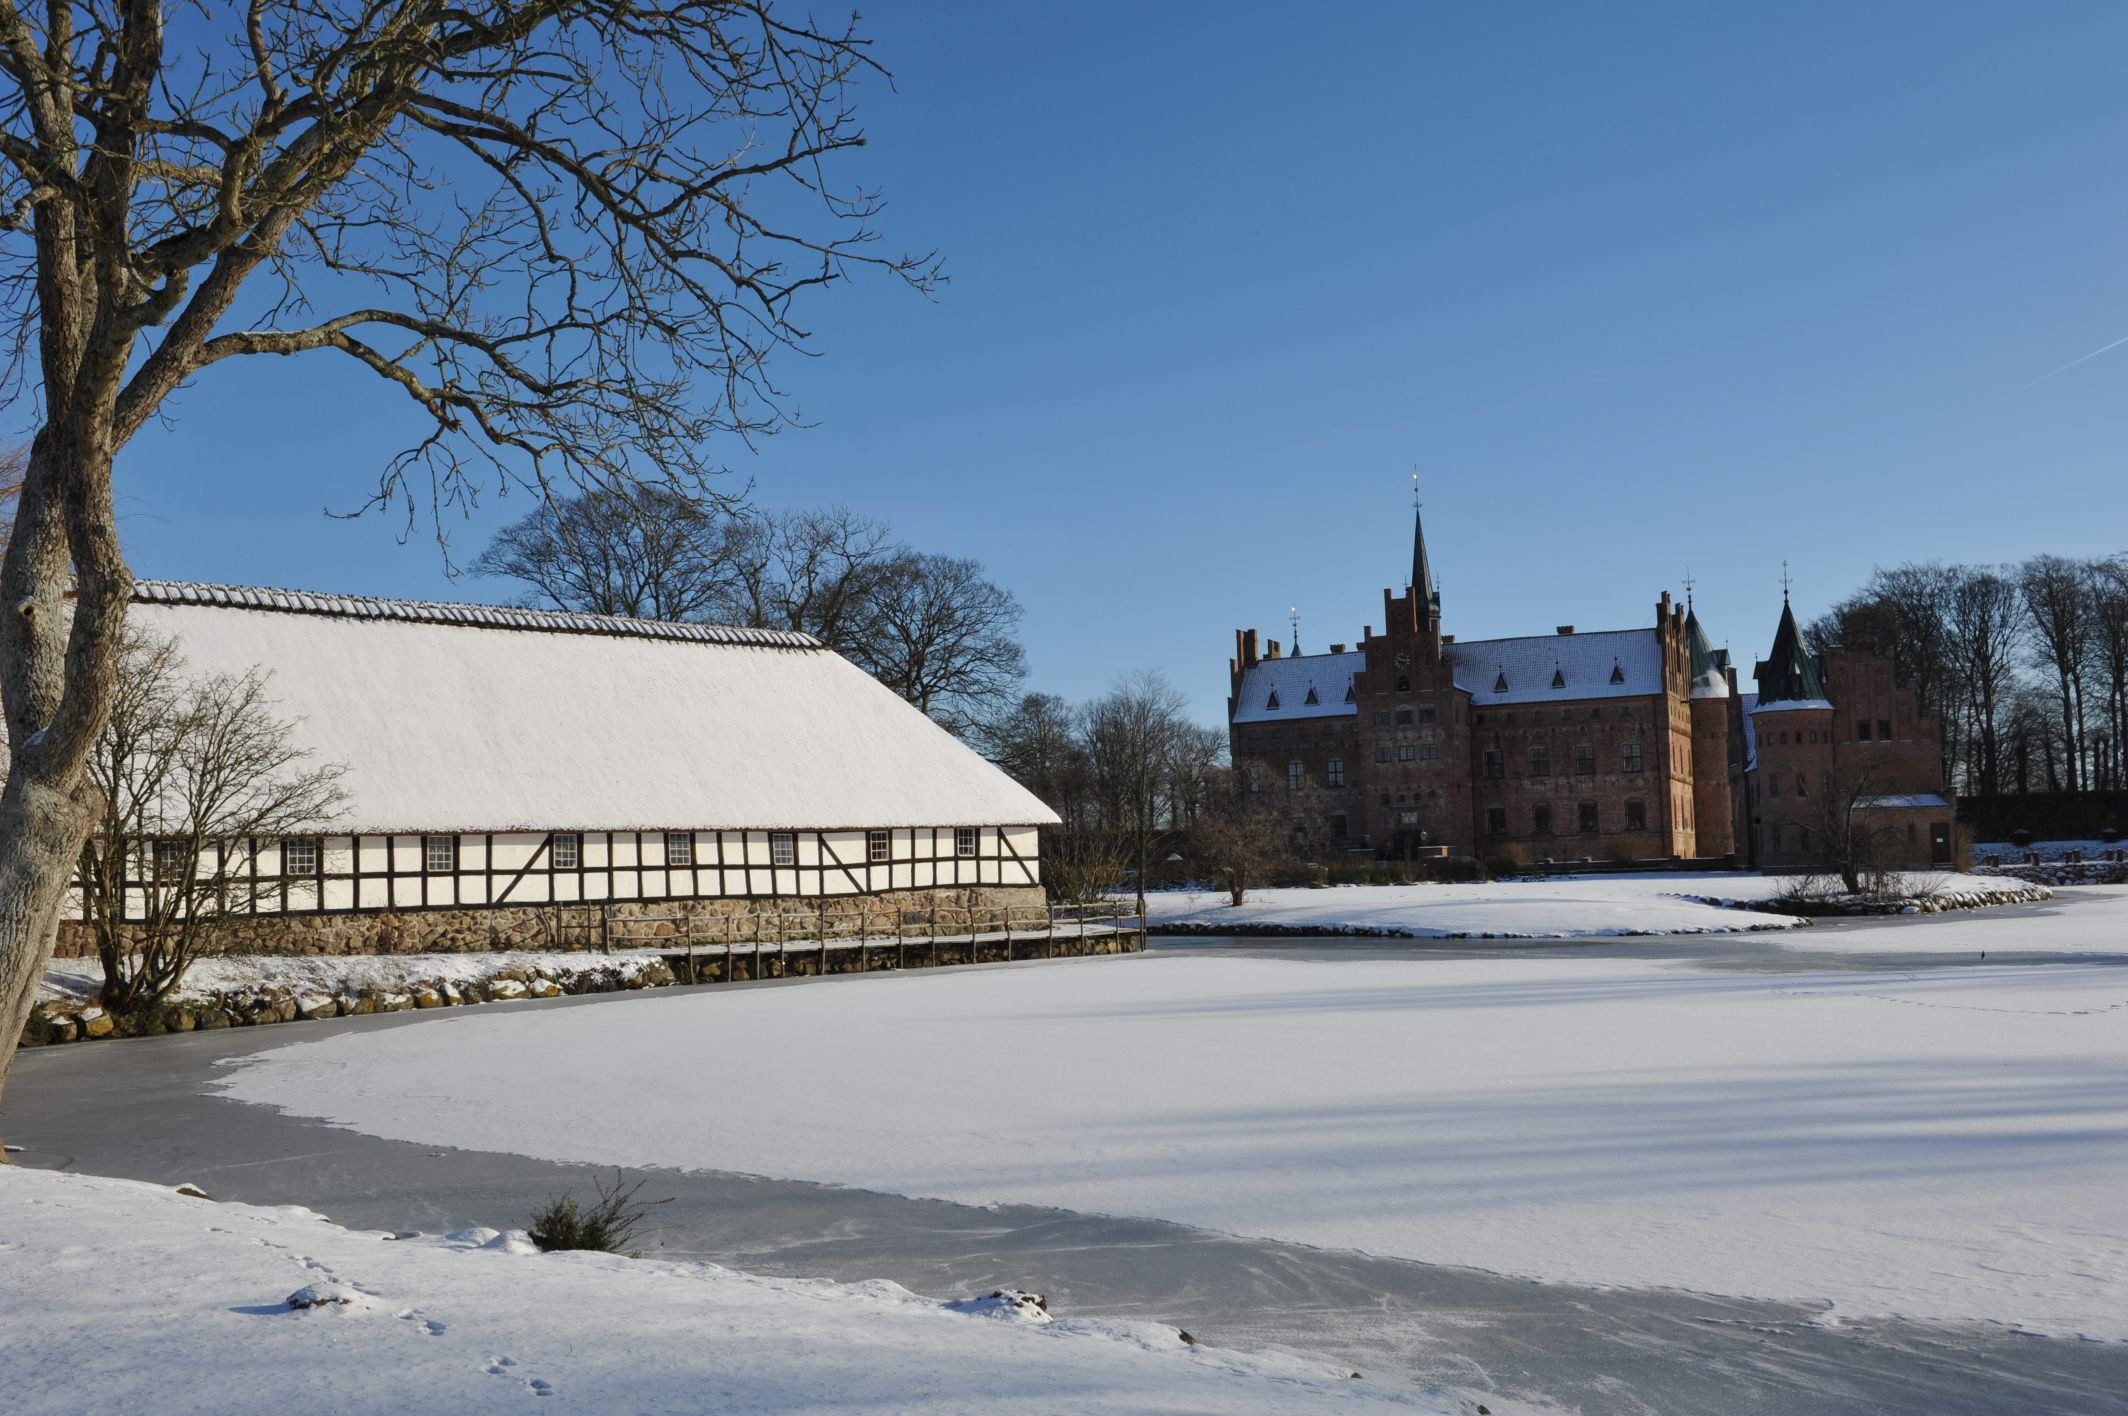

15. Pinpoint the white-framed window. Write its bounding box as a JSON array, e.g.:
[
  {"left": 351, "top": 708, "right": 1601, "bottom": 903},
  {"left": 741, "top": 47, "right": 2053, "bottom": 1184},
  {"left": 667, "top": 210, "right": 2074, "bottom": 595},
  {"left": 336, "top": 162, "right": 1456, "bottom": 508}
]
[
  {"left": 282, "top": 837, "right": 319, "bottom": 876},
  {"left": 665, "top": 832, "right": 694, "bottom": 867},
  {"left": 1397, "top": 743, "right": 1416, "bottom": 762},
  {"left": 552, "top": 833, "right": 581, "bottom": 870},
  {"left": 152, "top": 839, "right": 189, "bottom": 883},
  {"left": 1326, "top": 757, "right": 1345, "bottom": 787},
  {"left": 955, "top": 826, "right": 978, "bottom": 857},
  {"left": 1287, "top": 760, "right": 1305, "bottom": 791},
  {"left": 1421, "top": 742, "right": 1439, "bottom": 761},
  {"left": 423, "top": 836, "right": 457, "bottom": 874},
  {"left": 1623, "top": 741, "right": 1643, "bottom": 773},
  {"left": 770, "top": 832, "right": 797, "bottom": 866},
  {"left": 868, "top": 829, "right": 891, "bottom": 863}
]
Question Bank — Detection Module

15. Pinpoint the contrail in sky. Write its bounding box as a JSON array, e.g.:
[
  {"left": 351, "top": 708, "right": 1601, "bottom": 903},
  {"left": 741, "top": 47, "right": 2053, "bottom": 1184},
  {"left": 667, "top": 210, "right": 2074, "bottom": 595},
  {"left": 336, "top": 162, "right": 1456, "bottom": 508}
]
[{"left": 2027, "top": 332, "right": 2128, "bottom": 388}]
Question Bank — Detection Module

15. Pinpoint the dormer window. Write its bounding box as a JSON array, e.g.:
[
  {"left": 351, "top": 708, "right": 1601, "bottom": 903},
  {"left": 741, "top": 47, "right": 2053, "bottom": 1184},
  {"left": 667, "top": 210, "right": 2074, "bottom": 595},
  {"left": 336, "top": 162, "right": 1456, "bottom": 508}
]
[
  {"left": 1610, "top": 662, "right": 1625, "bottom": 684},
  {"left": 1344, "top": 684, "right": 1355, "bottom": 702},
  {"left": 1304, "top": 687, "right": 1319, "bottom": 705},
  {"left": 1265, "top": 690, "right": 1280, "bottom": 710},
  {"left": 1551, "top": 667, "right": 1566, "bottom": 689},
  {"left": 1493, "top": 672, "right": 1508, "bottom": 693}
]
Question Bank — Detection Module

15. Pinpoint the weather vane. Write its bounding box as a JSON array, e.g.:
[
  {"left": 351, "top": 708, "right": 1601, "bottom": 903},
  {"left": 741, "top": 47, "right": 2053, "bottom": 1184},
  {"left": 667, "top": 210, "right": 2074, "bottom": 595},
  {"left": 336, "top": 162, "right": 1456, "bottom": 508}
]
[
  {"left": 1289, "top": 603, "right": 1301, "bottom": 649},
  {"left": 1780, "top": 560, "right": 1792, "bottom": 600},
  {"left": 1682, "top": 567, "right": 1695, "bottom": 608},
  {"left": 1411, "top": 467, "right": 1422, "bottom": 509}
]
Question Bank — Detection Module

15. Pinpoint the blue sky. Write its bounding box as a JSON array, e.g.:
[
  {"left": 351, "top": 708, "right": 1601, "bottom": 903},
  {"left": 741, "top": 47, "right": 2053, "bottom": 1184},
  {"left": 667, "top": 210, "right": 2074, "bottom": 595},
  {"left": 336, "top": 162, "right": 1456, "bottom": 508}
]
[{"left": 102, "top": 2, "right": 2128, "bottom": 724}]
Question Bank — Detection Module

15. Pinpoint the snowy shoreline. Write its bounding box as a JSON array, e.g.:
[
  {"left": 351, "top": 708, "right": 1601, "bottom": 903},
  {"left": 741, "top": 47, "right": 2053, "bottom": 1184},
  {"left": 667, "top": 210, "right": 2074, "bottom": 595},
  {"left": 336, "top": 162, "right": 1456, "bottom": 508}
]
[{"left": 2, "top": 1167, "right": 1505, "bottom": 1415}]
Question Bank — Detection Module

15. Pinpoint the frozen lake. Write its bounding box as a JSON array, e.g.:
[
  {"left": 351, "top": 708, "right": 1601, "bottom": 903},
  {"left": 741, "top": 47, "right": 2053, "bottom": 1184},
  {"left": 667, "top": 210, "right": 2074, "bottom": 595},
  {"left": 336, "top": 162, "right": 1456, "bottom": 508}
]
[{"left": 9, "top": 915, "right": 2127, "bottom": 1415}]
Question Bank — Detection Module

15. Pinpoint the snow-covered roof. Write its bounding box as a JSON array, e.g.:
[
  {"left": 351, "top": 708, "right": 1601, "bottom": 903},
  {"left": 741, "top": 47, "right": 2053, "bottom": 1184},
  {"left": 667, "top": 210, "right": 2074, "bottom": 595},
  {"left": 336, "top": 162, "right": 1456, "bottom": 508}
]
[
  {"left": 105, "top": 582, "right": 1057, "bottom": 834},
  {"left": 1447, "top": 628, "right": 1662, "bottom": 704},
  {"left": 1231, "top": 628, "right": 1669, "bottom": 723},
  {"left": 1857, "top": 793, "right": 1952, "bottom": 810},
  {"left": 1750, "top": 698, "right": 1835, "bottom": 714},
  {"left": 1230, "top": 652, "right": 1363, "bottom": 724},
  {"left": 1740, "top": 692, "right": 1760, "bottom": 770}
]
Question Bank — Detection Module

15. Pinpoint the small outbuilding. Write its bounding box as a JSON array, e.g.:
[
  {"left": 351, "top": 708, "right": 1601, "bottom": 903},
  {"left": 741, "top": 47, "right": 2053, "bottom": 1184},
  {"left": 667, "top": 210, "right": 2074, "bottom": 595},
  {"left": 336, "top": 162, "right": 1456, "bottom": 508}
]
[{"left": 51, "top": 581, "right": 1058, "bottom": 954}]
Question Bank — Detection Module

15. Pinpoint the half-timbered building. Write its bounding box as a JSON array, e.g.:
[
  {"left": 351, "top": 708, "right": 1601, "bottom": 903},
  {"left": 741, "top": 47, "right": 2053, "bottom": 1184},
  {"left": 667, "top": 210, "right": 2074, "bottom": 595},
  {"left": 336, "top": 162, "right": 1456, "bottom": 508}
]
[{"left": 46, "top": 581, "right": 1057, "bottom": 953}]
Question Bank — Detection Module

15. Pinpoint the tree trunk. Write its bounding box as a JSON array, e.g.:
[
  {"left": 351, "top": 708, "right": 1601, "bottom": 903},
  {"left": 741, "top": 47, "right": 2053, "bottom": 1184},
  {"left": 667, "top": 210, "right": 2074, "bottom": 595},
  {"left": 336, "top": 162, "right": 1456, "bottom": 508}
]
[{"left": 0, "top": 431, "right": 133, "bottom": 1117}]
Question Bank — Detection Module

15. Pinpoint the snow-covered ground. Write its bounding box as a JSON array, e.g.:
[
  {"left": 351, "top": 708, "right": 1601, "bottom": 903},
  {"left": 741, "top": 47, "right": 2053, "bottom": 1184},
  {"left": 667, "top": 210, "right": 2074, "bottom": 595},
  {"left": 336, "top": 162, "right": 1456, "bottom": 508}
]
[
  {"left": 36, "top": 946, "right": 682, "bottom": 1005},
  {"left": 0, "top": 1167, "right": 1500, "bottom": 1415},
  {"left": 1144, "top": 872, "right": 2016, "bottom": 937},
  {"left": 1772, "top": 884, "right": 2128, "bottom": 956},
  {"left": 220, "top": 945, "right": 2128, "bottom": 1342}
]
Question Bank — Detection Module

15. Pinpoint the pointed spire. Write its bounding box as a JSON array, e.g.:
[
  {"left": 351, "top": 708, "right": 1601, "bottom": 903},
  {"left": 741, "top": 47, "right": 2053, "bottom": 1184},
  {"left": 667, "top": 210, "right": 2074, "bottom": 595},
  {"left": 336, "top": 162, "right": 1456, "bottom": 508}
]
[
  {"left": 1754, "top": 598, "right": 1824, "bottom": 704},
  {"left": 1410, "top": 471, "right": 1439, "bottom": 615}
]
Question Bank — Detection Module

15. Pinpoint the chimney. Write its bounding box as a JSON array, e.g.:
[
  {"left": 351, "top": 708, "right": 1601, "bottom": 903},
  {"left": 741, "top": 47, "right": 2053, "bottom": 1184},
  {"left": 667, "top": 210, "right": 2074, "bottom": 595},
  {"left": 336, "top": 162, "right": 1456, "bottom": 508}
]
[
  {"left": 1442, "top": 634, "right": 1455, "bottom": 644},
  {"left": 1238, "top": 627, "right": 1260, "bottom": 670},
  {"left": 1556, "top": 625, "right": 1575, "bottom": 635},
  {"left": 1329, "top": 643, "right": 1346, "bottom": 654},
  {"left": 1266, "top": 640, "right": 1282, "bottom": 659}
]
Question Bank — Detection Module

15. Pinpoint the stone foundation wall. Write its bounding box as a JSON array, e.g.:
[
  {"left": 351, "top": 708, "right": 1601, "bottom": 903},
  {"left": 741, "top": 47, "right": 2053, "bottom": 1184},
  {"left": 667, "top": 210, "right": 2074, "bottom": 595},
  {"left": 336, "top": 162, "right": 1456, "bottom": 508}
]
[{"left": 52, "top": 885, "right": 1049, "bottom": 959}]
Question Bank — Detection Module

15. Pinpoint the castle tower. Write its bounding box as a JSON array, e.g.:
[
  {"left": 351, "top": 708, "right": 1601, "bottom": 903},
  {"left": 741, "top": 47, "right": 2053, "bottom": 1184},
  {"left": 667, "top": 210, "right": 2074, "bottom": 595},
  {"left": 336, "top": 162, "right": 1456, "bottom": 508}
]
[
  {"left": 1684, "top": 598, "right": 1738, "bottom": 858},
  {"left": 1749, "top": 591, "right": 1835, "bottom": 868}
]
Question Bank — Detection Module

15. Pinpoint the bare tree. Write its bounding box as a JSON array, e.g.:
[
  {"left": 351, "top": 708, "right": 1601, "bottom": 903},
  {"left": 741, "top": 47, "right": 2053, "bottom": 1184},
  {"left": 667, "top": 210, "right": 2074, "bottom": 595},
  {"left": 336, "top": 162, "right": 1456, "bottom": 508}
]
[
  {"left": 855, "top": 552, "right": 1026, "bottom": 737},
  {"left": 720, "top": 505, "right": 899, "bottom": 647},
  {"left": 976, "top": 691, "right": 1089, "bottom": 828},
  {"left": 2087, "top": 557, "right": 2128, "bottom": 793},
  {"left": 79, "top": 631, "right": 345, "bottom": 1014},
  {"left": 1798, "top": 759, "right": 1908, "bottom": 896},
  {"left": 1189, "top": 765, "right": 1287, "bottom": 906},
  {"left": 473, "top": 486, "right": 746, "bottom": 622},
  {"left": 1944, "top": 565, "right": 2025, "bottom": 797},
  {"left": 1081, "top": 670, "right": 1188, "bottom": 918},
  {"left": 2019, "top": 555, "right": 2094, "bottom": 793},
  {"left": 0, "top": 2, "right": 929, "bottom": 1100}
]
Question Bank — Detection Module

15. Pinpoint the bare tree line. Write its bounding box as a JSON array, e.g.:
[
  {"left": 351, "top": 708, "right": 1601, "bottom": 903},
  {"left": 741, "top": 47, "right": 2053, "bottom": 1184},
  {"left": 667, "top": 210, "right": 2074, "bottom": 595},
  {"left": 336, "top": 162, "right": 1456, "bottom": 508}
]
[
  {"left": 1814, "top": 554, "right": 2128, "bottom": 796},
  {"left": 473, "top": 492, "right": 1027, "bottom": 737}
]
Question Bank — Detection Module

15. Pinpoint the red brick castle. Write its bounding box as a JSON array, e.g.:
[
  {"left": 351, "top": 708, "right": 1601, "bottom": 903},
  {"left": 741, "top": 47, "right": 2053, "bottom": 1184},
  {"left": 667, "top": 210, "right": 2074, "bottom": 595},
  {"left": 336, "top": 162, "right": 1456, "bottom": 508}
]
[{"left": 1227, "top": 506, "right": 1954, "bottom": 869}]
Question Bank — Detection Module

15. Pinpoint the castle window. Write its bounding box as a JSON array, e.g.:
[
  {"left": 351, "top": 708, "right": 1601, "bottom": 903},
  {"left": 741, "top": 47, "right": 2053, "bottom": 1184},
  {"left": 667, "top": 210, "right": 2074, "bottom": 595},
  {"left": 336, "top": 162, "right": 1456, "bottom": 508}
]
[
  {"left": 1528, "top": 744, "right": 1550, "bottom": 777},
  {"left": 1396, "top": 708, "right": 1414, "bottom": 725},
  {"left": 1857, "top": 719, "right": 1871, "bottom": 741},
  {"left": 1373, "top": 710, "right": 1389, "bottom": 725},
  {"left": 1532, "top": 803, "right": 1552, "bottom": 835},
  {"left": 1422, "top": 742, "right": 1439, "bottom": 761},
  {"left": 1573, "top": 743, "right": 1595, "bottom": 775},
  {"left": 866, "top": 830, "right": 890, "bottom": 864},
  {"left": 282, "top": 837, "right": 319, "bottom": 877},
  {"left": 552, "top": 833, "right": 581, "bottom": 870},
  {"left": 772, "top": 832, "right": 798, "bottom": 865},
  {"left": 1375, "top": 745, "right": 1391, "bottom": 763},
  {"left": 1578, "top": 801, "right": 1599, "bottom": 834},
  {"left": 1484, "top": 749, "right": 1504, "bottom": 779},
  {"left": 1397, "top": 744, "right": 1416, "bottom": 762},
  {"left": 1487, "top": 806, "right": 1507, "bottom": 835},
  {"left": 1420, "top": 707, "right": 1437, "bottom": 724},
  {"left": 1551, "top": 668, "right": 1566, "bottom": 689},
  {"left": 1327, "top": 757, "right": 1346, "bottom": 787},
  {"left": 1879, "top": 719, "right": 1892, "bottom": 741},
  {"left": 1796, "top": 773, "right": 1808, "bottom": 797},
  {"left": 667, "top": 833, "right": 695, "bottom": 867},
  {"left": 1288, "top": 760, "right": 1305, "bottom": 791},
  {"left": 1610, "top": 662, "right": 1625, "bottom": 684},
  {"left": 1265, "top": 691, "right": 1280, "bottom": 710},
  {"left": 1625, "top": 799, "right": 1647, "bottom": 831},
  {"left": 423, "top": 836, "right": 458, "bottom": 874},
  {"left": 1397, "top": 676, "right": 1411, "bottom": 692},
  {"left": 1493, "top": 672, "right": 1509, "bottom": 693},
  {"left": 1622, "top": 741, "right": 1643, "bottom": 773},
  {"left": 1304, "top": 688, "right": 1319, "bottom": 705}
]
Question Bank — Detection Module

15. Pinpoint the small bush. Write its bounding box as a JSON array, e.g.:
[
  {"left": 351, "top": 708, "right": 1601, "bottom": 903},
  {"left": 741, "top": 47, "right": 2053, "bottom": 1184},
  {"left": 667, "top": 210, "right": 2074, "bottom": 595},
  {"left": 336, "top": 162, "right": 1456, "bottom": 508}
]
[{"left": 528, "top": 1171, "right": 668, "bottom": 1256}]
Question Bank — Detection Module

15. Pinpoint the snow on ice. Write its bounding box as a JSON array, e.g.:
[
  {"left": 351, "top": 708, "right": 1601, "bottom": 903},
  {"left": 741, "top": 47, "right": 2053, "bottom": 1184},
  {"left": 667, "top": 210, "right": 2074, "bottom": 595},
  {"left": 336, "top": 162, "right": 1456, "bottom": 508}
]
[{"left": 218, "top": 928, "right": 2128, "bottom": 1341}]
